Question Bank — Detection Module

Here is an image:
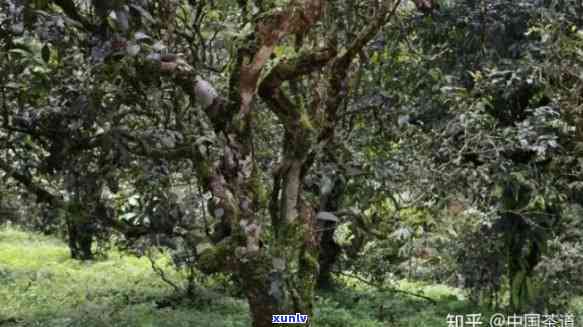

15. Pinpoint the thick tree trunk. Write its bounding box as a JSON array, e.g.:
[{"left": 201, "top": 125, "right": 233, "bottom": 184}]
[
  {"left": 67, "top": 218, "right": 93, "bottom": 260},
  {"left": 317, "top": 175, "right": 344, "bottom": 289},
  {"left": 153, "top": 2, "right": 400, "bottom": 325},
  {"left": 240, "top": 160, "right": 320, "bottom": 327},
  {"left": 317, "top": 224, "right": 340, "bottom": 289},
  {"left": 199, "top": 211, "right": 320, "bottom": 327},
  {"left": 241, "top": 256, "right": 286, "bottom": 327}
]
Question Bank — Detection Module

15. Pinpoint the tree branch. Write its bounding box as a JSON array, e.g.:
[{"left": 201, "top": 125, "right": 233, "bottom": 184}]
[
  {"left": 336, "top": 0, "right": 402, "bottom": 67},
  {"left": 320, "top": 0, "right": 402, "bottom": 143},
  {"left": 0, "top": 158, "right": 62, "bottom": 207},
  {"left": 51, "top": 0, "right": 96, "bottom": 32},
  {"left": 0, "top": 158, "right": 151, "bottom": 238},
  {"left": 259, "top": 48, "right": 336, "bottom": 121},
  {"left": 332, "top": 270, "right": 437, "bottom": 304},
  {"left": 235, "top": 0, "right": 325, "bottom": 117}
]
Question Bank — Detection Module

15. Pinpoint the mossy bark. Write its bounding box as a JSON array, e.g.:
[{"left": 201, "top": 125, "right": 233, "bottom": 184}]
[
  {"left": 66, "top": 201, "right": 93, "bottom": 260},
  {"left": 244, "top": 220, "right": 319, "bottom": 327},
  {"left": 198, "top": 214, "right": 319, "bottom": 327}
]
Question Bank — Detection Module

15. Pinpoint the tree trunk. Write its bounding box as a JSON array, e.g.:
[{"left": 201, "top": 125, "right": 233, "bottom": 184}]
[
  {"left": 67, "top": 217, "right": 93, "bottom": 260},
  {"left": 317, "top": 224, "right": 340, "bottom": 289},
  {"left": 153, "top": 2, "right": 401, "bottom": 326},
  {"left": 317, "top": 174, "right": 344, "bottom": 289}
]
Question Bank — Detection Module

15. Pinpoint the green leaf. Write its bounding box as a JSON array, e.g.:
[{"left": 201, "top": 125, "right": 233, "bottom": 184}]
[
  {"left": 9, "top": 48, "right": 33, "bottom": 58},
  {"left": 41, "top": 44, "right": 51, "bottom": 63},
  {"left": 511, "top": 270, "right": 527, "bottom": 309}
]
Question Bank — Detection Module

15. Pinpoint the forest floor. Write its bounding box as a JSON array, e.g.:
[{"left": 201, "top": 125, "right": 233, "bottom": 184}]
[{"left": 0, "top": 225, "right": 573, "bottom": 327}]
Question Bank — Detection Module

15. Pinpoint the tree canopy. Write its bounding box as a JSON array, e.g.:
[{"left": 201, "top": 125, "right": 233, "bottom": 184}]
[{"left": 2, "top": 0, "right": 583, "bottom": 326}]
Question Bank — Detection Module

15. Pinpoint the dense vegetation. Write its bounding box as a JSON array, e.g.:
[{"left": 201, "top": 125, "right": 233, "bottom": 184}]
[
  {"left": 2, "top": 0, "right": 583, "bottom": 326},
  {"left": 0, "top": 226, "right": 489, "bottom": 327}
]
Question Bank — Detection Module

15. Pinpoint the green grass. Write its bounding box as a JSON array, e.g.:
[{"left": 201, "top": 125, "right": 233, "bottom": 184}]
[
  {"left": 4, "top": 225, "right": 578, "bottom": 327},
  {"left": 0, "top": 226, "right": 250, "bottom": 327},
  {"left": 313, "top": 277, "right": 486, "bottom": 327}
]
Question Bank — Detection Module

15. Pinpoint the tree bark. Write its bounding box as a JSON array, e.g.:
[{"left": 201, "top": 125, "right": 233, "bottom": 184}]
[
  {"left": 0, "top": 0, "right": 405, "bottom": 325},
  {"left": 316, "top": 174, "right": 344, "bottom": 289}
]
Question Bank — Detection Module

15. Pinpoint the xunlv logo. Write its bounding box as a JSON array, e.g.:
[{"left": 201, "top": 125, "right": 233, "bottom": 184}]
[{"left": 272, "top": 313, "right": 309, "bottom": 324}]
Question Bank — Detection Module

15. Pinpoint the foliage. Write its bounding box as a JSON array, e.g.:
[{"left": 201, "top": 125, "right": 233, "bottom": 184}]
[
  {"left": 2, "top": 0, "right": 583, "bottom": 323},
  {"left": 0, "top": 225, "right": 496, "bottom": 327}
]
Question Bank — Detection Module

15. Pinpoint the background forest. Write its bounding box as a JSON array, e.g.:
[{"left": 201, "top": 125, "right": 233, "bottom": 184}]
[{"left": 1, "top": 0, "right": 583, "bottom": 326}]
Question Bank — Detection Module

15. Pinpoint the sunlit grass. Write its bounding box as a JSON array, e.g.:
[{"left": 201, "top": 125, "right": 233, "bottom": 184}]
[
  {"left": 317, "top": 275, "right": 478, "bottom": 327},
  {"left": 1, "top": 224, "right": 537, "bottom": 327},
  {"left": 0, "top": 225, "right": 250, "bottom": 327}
]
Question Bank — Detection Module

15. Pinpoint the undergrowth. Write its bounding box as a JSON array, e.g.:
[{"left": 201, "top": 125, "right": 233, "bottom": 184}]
[{"left": 1, "top": 225, "right": 580, "bottom": 326}]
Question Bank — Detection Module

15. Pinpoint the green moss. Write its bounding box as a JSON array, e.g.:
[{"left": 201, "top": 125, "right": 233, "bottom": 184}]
[
  {"left": 301, "top": 250, "right": 319, "bottom": 272},
  {"left": 250, "top": 170, "right": 268, "bottom": 209},
  {"left": 299, "top": 112, "right": 314, "bottom": 130},
  {"left": 194, "top": 159, "right": 213, "bottom": 185},
  {"left": 278, "top": 222, "right": 304, "bottom": 251},
  {"left": 198, "top": 242, "right": 233, "bottom": 274}
]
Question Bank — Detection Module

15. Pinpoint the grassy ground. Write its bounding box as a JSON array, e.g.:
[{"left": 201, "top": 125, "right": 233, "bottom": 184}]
[
  {"left": 0, "top": 225, "right": 564, "bottom": 327},
  {"left": 0, "top": 226, "right": 250, "bottom": 327}
]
